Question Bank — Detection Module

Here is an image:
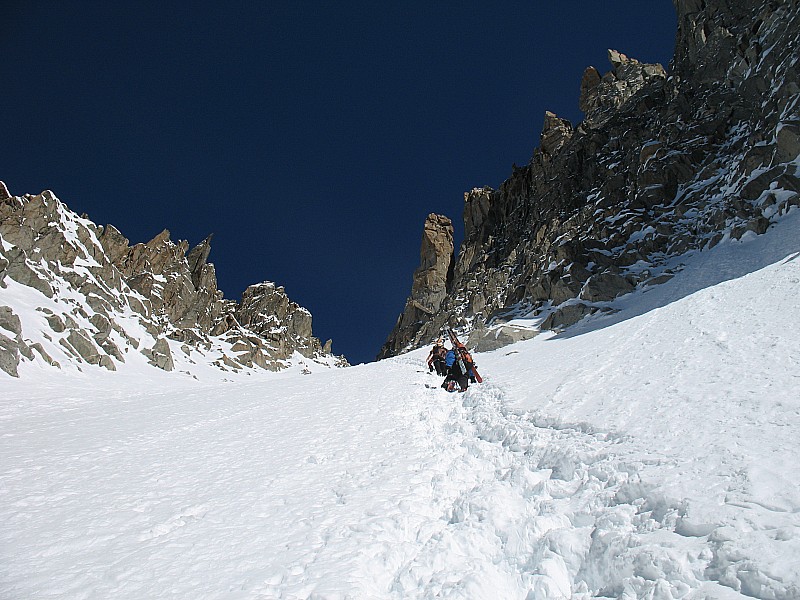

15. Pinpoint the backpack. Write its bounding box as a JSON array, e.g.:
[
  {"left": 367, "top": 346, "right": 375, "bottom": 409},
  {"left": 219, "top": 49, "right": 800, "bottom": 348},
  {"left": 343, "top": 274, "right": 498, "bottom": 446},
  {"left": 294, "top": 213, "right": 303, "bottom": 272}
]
[{"left": 451, "top": 355, "right": 468, "bottom": 377}]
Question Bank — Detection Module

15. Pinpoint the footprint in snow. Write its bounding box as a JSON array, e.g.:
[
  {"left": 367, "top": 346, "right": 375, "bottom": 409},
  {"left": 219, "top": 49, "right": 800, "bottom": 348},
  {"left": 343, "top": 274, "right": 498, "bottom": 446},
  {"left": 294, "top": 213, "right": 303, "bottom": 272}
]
[{"left": 138, "top": 504, "right": 208, "bottom": 541}]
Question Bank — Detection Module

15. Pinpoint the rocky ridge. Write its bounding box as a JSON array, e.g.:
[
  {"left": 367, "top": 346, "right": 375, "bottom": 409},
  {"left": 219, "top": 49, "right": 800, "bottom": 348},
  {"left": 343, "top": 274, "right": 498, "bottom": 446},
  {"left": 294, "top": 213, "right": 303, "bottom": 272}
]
[
  {"left": 379, "top": 0, "right": 800, "bottom": 357},
  {"left": 0, "top": 187, "right": 346, "bottom": 378}
]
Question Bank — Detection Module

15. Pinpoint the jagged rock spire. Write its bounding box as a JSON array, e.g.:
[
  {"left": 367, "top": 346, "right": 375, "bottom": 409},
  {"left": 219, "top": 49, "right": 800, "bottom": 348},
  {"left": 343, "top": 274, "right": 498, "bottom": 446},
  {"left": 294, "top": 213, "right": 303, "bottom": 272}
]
[
  {"left": 0, "top": 181, "right": 11, "bottom": 201},
  {"left": 377, "top": 214, "right": 454, "bottom": 359},
  {"left": 413, "top": 214, "right": 455, "bottom": 311},
  {"left": 579, "top": 49, "right": 666, "bottom": 128},
  {"left": 187, "top": 234, "right": 213, "bottom": 289},
  {"left": 540, "top": 111, "right": 574, "bottom": 156}
]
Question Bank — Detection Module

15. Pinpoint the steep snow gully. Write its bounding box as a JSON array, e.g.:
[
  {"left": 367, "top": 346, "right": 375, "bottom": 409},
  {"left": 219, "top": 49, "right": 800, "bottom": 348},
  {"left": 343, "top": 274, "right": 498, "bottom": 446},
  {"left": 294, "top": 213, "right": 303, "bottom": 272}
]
[
  {"left": 371, "top": 369, "right": 671, "bottom": 600},
  {"left": 2, "top": 211, "right": 799, "bottom": 599},
  {"left": 356, "top": 364, "right": 767, "bottom": 600},
  {"left": 3, "top": 363, "right": 714, "bottom": 599}
]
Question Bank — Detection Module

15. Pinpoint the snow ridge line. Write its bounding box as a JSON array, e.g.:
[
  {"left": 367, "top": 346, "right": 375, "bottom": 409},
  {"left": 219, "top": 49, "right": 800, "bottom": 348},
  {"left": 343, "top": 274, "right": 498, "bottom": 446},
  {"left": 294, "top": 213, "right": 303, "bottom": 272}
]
[{"left": 374, "top": 365, "right": 743, "bottom": 599}]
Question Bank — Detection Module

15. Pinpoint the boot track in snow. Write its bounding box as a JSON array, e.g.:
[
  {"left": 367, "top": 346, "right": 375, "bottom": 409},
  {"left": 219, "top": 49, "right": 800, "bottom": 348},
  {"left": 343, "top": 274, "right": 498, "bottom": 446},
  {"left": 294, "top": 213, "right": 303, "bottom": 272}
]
[{"left": 326, "top": 356, "right": 754, "bottom": 599}]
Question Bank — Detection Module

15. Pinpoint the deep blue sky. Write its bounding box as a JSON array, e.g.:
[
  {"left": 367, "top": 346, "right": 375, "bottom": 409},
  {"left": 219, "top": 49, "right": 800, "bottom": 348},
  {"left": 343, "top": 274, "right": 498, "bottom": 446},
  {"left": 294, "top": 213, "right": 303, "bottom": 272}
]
[{"left": 1, "top": 2, "right": 676, "bottom": 364}]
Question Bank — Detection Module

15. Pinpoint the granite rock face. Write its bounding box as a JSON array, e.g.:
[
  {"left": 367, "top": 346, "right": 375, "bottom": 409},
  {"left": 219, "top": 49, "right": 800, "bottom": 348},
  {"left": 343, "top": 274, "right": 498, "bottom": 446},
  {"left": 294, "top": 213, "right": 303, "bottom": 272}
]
[
  {"left": 381, "top": 0, "right": 800, "bottom": 356},
  {"left": 378, "top": 214, "right": 454, "bottom": 358},
  {"left": 0, "top": 187, "right": 346, "bottom": 377}
]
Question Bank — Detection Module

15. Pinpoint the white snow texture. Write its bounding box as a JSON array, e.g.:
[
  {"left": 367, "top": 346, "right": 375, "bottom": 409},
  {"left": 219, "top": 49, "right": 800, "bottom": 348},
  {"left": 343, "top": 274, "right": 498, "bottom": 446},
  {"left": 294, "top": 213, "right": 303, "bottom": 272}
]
[{"left": 2, "top": 210, "right": 799, "bottom": 598}]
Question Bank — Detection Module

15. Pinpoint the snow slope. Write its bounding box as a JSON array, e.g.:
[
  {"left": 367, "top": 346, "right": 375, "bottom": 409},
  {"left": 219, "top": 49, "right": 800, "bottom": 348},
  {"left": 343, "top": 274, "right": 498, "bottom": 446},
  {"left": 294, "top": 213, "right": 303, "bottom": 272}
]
[{"left": 2, "top": 211, "right": 799, "bottom": 599}]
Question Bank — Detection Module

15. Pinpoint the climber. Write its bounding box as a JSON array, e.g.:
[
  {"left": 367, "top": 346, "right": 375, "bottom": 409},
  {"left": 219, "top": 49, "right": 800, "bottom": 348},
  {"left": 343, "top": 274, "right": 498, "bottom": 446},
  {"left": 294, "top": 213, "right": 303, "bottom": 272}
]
[
  {"left": 426, "top": 338, "right": 448, "bottom": 376},
  {"left": 441, "top": 346, "right": 471, "bottom": 393},
  {"left": 446, "top": 327, "right": 482, "bottom": 384}
]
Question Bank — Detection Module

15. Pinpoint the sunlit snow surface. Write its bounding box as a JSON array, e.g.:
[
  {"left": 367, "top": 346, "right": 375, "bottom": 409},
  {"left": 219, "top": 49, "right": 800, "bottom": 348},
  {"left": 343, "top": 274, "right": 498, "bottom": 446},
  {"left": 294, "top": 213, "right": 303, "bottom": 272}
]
[{"left": 2, "top": 211, "right": 799, "bottom": 599}]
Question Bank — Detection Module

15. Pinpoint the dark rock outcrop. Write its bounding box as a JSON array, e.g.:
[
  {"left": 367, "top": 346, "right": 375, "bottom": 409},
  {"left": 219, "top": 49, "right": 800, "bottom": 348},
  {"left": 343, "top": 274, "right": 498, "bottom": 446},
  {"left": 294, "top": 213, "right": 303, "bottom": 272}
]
[
  {"left": 143, "top": 337, "right": 175, "bottom": 372},
  {"left": 381, "top": 0, "right": 800, "bottom": 356},
  {"left": 0, "top": 305, "right": 25, "bottom": 377},
  {"left": 580, "top": 50, "right": 667, "bottom": 129}
]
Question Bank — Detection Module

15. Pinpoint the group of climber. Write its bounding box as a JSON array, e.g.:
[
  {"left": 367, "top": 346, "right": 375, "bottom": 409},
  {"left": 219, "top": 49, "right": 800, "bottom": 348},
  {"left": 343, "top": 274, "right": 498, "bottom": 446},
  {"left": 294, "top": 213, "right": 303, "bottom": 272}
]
[{"left": 426, "top": 336, "right": 479, "bottom": 393}]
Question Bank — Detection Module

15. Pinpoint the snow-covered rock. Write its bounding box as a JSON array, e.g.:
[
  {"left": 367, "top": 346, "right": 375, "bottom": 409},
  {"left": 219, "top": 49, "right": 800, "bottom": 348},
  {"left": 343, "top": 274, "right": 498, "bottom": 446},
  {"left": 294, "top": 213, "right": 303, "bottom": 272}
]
[{"left": 0, "top": 187, "right": 346, "bottom": 378}]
